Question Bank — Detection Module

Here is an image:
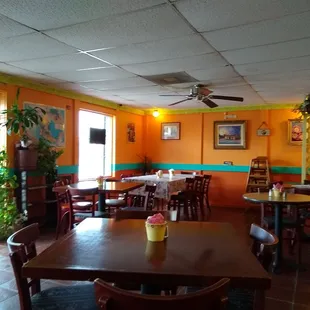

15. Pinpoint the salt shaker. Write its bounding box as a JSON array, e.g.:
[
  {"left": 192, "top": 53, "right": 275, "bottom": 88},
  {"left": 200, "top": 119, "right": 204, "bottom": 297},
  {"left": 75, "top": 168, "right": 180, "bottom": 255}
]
[{"left": 268, "top": 189, "right": 273, "bottom": 197}]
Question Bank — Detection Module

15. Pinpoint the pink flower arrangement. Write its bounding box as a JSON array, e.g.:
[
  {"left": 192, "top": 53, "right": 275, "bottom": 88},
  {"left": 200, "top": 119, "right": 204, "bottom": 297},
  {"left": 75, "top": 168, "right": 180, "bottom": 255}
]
[
  {"left": 146, "top": 213, "right": 165, "bottom": 225},
  {"left": 273, "top": 183, "right": 284, "bottom": 192}
]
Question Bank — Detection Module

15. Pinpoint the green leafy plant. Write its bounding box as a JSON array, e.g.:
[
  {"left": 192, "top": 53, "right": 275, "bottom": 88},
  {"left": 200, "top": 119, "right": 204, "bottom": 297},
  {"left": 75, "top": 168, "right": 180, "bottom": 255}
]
[
  {"left": 0, "top": 149, "right": 24, "bottom": 240},
  {"left": 1, "top": 88, "right": 46, "bottom": 146},
  {"left": 137, "top": 154, "right": 152, "bottom": 175},
  {"left": 293, "top": 95, "right": 310, "bottom": 118},
  {"left": 36, "top": 137, "right": 64, "bottom": 183}
]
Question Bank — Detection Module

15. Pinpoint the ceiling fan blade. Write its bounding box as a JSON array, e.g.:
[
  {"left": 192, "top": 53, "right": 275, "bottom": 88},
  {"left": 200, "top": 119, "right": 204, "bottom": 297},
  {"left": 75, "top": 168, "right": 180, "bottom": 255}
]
[
  {"left": 169, "top": 98, "right": 193, "bottom": 106},
  {"left": 209, "top": 95, "right": 244, "bottom": 102},
  {"left": 159, "top": 94, "right": 186, "bottom": 97},
  {"left": 202, "top": 97, "right": 218, "bottom": 108}
]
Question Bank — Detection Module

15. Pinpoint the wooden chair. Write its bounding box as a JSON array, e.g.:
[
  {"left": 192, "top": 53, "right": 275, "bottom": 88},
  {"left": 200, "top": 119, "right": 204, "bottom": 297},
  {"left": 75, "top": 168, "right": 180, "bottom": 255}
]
[
  {"left": 180, "top": 171, "right": 194, "bottom": 175},
  {"left": 7, "top": 224, "right": 97, "bottom": 310},
  {"left": 127, "top": 185, "right": 157, "bottom": 210},
  {"left": 203, "top": 175, "right": 212, "bottom": 212},
  {"left": 68, "top": 187, "right": 106, "bottom": 228},
  {"left": 227, "top": 224, "right": 278, "bottom": 309},
  {"left": 55, "top": 211, "right": 71, "bottom": 240},
  {"left": 168, "top": 178, "right": 199, "bottom": 221},
  {"left": 94, "top": 278, "right": 230, "bottom": 310},
  {"left": 105, "top": 179, "right": 127, "bottom": 211}
]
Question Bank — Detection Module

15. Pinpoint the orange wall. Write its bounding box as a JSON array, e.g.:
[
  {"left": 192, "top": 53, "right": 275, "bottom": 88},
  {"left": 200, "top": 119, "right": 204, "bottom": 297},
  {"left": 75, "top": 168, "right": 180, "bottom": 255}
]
[
  {"left": 145, "top": 109, "right": 303, "bottom": 207},
  {"left": 3, "top": 85, "right": 144, "bottom": 172}
]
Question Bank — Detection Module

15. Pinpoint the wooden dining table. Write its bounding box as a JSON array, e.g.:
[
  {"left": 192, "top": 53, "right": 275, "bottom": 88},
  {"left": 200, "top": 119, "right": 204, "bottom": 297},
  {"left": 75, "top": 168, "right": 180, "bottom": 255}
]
[
  {"left": 53, "top": 181, "right": 144, "bottom": 211},
  {"left": 23, "top": 218, "right": 270, "bottom": 309},
  {"left": 243, "top": 192, "right": 310, "bottom": 272}
]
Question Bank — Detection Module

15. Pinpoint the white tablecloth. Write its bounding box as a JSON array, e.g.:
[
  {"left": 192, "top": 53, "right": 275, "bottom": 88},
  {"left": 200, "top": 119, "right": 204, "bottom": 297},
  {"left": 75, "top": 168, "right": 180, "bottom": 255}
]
[{"left": 124, "top": 174, "right": 194, "bottom": 200}]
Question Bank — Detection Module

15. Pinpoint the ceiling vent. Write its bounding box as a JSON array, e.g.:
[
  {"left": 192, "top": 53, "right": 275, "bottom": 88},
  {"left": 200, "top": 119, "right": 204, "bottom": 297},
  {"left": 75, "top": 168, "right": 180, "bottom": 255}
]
[{"left": 142, "top": 72, "right": 197, "bottom": 85}]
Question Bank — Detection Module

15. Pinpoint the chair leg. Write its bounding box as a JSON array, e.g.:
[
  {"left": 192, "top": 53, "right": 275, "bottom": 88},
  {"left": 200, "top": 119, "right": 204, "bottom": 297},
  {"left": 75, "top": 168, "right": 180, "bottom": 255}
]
[
  {"left": 297, "top": 226, "right": 302, "bottom": 266},
  {"left": 205, "top": 194, "right": 211, "bottom": 213}
]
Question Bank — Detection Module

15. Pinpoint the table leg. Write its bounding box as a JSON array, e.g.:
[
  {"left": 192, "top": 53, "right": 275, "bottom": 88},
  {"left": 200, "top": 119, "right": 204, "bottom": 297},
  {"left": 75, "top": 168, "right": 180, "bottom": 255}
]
[
  {"left": 273, "top": 204, "right": 283, "bottom": 272},
  {"left": 98, "top": 192, "right": 106, "bottom": 212},
  {"left": 254, "top": 290, "right": 265, "bottom": 310}
]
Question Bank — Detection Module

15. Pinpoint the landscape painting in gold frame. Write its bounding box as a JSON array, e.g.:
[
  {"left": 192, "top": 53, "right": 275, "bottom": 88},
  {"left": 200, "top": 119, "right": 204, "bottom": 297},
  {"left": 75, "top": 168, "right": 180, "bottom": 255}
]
[{"left": 214, "top": 121, "right": 247, "bottom": 150}]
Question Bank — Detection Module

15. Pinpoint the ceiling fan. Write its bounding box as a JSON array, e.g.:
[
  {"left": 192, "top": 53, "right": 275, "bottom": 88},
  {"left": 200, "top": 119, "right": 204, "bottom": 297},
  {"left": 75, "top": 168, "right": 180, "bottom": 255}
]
[{"left": 160, "top": 84, "right": 244, "bottom": 108}]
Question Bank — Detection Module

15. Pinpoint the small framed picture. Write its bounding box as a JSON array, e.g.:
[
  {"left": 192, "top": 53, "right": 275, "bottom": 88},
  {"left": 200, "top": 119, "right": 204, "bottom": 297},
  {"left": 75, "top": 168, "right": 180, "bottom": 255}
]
[
  {"left": 214, "top": 120, "right": 247, "bottom": 149},
  {"left": 288, "top": 119, "right": 303, "bottom": 145},
  {"left": 161, "top": 122, "right": 181, "bottom": 140},
  {"left": 127, "top": 123, "right": 136, "bottom": 143}
]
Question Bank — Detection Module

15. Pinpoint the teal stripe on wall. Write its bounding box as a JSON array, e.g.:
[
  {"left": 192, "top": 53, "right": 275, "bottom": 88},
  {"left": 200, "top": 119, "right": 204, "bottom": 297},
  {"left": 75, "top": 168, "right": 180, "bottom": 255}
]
[
  {"left": 57, "top": 165, "right": 79, "bottom": 174},
  {"left": 152, "top": 163, "right": 302, "bottom": 175},
  {"left": 112, "top": 163, "right": 142, "bottom": 171}
]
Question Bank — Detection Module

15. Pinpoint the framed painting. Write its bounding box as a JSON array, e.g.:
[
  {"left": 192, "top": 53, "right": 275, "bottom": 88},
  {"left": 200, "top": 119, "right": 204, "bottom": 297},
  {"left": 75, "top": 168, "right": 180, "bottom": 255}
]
[
  {"left": 24, "top": 102, "right": 65, "bottom": 147},
  {"left": 127, "top": 123, "right": 136, "bottom": 143},
  {"left": 214, "top": 120, "right": 247, "bottom": 149},
  {"left": 288, "top": 119, "right": 303, "bottom": 145},
  {"left": 161, "top": 122, "right": 181, "bottom": 140}
]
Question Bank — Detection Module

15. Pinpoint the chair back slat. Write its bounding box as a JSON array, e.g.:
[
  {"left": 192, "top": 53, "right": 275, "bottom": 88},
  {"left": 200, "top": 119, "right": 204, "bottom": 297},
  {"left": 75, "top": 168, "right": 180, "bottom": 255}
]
[
  {"left": 7, "top": 224, "right": 42, "bottom": 310},
  {"left": 185, "top": 178, "right": 195, "bottom": 191},
  {"left": 203, "top": 175, "right": 212, "bottom": 194},
  {"left": 249, "top": 223, "right": 278, "bottom": 271},
  {"left": 94, "top": 278, "right": 230, "bottom": 310},
  {"left": 180, "top": 171, "right": 193, "bottom": 175},
  {"left": 145, "top": 185, "right": 157, "bottom": 210},
  {"left": 56, "top": 211, "right": 71, "bottom": 240}
]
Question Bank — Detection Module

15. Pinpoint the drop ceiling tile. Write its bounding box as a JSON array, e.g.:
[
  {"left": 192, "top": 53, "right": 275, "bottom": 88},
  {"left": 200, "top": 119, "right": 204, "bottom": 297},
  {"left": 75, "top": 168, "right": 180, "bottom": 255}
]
[
  {"left": 0, "top": 13, "right": 34, "bottom": 38},
  {"left": 0, "top": 0, "right": 165, "bottom": 30},
  {"left": 50, "top": 82, "right": 91, "bottom": 91},
  {"left": 203, "top": 11, "right": 310, "bottom": 51},
  {"left": 175, "top": 0, "right": 310, "bottom": 32},
  {"left": 235, "top": 55, "right": 310, "bottom": 76},
  {"left": 244, "top": 70, "right": 310, "bottom": 83},
  {"left": 0, "top": 33, "right": 77, "bottom": 62},
  {"left": 187, "top": 66, "right": 238, "bottom": 81},
  {"left": 90, "top": 34, "right": 214, "bottom": 65},
  {"left": 0, "top": 63, "right": 64, "bottom": 82},
  {"left": 47, "top": 67, "right": 136, "bottom": 82},
  {"left": 121, "top": 53, "right": 229, "bottom": 76},
  {"left": 8, "top": 53, "right": 110, "bottom": 73},
  {"left": 79, "top": 76, "right": 155, "bottom": 90},
  {"left": 98, "top": 85, "right": 170, "bottom": 96},
  {"left": 222, "top": 38, "right": 310, "bottom": 65},
  {"left": 44, "top": 5, "right": 194, "bottom": 50}
]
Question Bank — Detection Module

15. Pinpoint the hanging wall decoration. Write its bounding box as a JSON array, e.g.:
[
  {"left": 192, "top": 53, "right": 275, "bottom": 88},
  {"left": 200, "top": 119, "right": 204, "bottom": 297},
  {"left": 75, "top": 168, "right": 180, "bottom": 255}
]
[
  {"left": 288, "top": 119, "right": 303, "bottom": 145},
  {"left": 214, "top": 120, "right": 247, "bottom": 149},
  {"left": 24, "top": 102, "right": 65, "bottom": 147},
  {"left": 127, "top": 123, "right": 136, "bottom": 143}
]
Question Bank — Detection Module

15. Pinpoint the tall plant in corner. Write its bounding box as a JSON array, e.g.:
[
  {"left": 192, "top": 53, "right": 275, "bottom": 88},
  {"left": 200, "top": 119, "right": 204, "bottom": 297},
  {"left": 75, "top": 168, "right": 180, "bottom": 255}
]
[
  {"left": 1, "top": 88, "right": 46, "bottom": 148},
  {"left": 293, "top": 95, "right": 310, "bottom": 119},
  {"left": 0, "top": 149, "right": 24, "bottom": 240},
  {"left": 37, "top": 137, "right": 64, "bottom": 184}
]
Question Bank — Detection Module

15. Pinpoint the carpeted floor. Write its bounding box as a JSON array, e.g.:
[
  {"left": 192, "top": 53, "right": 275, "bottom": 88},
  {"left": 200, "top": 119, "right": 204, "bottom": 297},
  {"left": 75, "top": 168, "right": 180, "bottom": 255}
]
[{"left": 0, "top": 207, "right": 310, "bottom": 309}]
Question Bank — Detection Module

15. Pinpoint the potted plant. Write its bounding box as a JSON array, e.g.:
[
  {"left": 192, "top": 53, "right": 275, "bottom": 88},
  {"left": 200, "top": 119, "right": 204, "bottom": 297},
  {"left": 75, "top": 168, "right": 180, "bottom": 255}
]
[
  {"left": 1, "top": 88, "right": 46, "bottom": 170},
  {"left": 293, "top": 95, "right": 310, "bottom": 116},
  {"left": 36, "top": 137, "right": 64, "bottom": 185},
  {"left": 0, "top": 149, "right": 26, "bottom": 240},
  {"left": 137, "top": 154, "right": 152, "bottom": 175}
]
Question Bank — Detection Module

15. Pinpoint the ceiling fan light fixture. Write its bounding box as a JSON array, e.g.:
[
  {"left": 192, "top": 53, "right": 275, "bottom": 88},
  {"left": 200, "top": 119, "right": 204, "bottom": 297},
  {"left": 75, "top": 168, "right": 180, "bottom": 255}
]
[{"left": 152, "top": 110, "right": 160, "bottom": 118}]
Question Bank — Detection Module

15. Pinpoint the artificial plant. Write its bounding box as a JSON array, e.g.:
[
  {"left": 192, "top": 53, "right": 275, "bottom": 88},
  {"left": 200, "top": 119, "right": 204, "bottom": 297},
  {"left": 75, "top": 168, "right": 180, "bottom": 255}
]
[
  {"left": 36, "top": 137, "right": 64, "bottom": 183},
  {"left": 293, "top": 95, "right": 310, "bottom": 117},
  {"left": 0, "top": 149, "right": 24, "bottom": 240},
  {"left": 1, "top": 88, "right": 46, "bottom": 147},
  {"left": 137, "top": 154, "right": 152, "bottom": 175}
]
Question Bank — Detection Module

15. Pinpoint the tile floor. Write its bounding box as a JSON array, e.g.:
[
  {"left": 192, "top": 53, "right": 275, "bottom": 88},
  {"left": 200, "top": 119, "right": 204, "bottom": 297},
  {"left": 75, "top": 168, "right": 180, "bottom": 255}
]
[{"left": 0, "top": 207, "right": 310, "bottom": 309}]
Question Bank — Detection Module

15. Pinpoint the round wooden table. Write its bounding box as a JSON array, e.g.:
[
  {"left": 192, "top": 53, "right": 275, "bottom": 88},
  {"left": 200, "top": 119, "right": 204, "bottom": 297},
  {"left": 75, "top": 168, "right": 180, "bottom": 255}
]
[{"left": 243, "top": 192, "right": 310, "bottom": 272}]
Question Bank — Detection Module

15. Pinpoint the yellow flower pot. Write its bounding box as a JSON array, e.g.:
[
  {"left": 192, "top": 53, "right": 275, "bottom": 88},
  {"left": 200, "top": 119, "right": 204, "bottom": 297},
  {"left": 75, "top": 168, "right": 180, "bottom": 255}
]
[
  {"left": 145, "top": 222, "right": 168, "bottom": 242},
  {"left": 273, "top": 189, "right": 281, "bottom": 198}
]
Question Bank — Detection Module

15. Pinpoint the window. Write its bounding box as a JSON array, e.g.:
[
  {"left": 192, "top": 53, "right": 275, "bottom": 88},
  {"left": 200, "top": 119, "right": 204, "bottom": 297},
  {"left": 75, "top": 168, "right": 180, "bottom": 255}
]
[{"left": 78, "top": 110, "right": 113, "bottom": 180}]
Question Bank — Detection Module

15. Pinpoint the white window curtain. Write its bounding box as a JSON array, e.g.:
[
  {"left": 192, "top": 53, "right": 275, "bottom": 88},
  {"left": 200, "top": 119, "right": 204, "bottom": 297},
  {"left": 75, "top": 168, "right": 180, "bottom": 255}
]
[{"left": 78, "top": 110, "right": 112, "bottom": 181}]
